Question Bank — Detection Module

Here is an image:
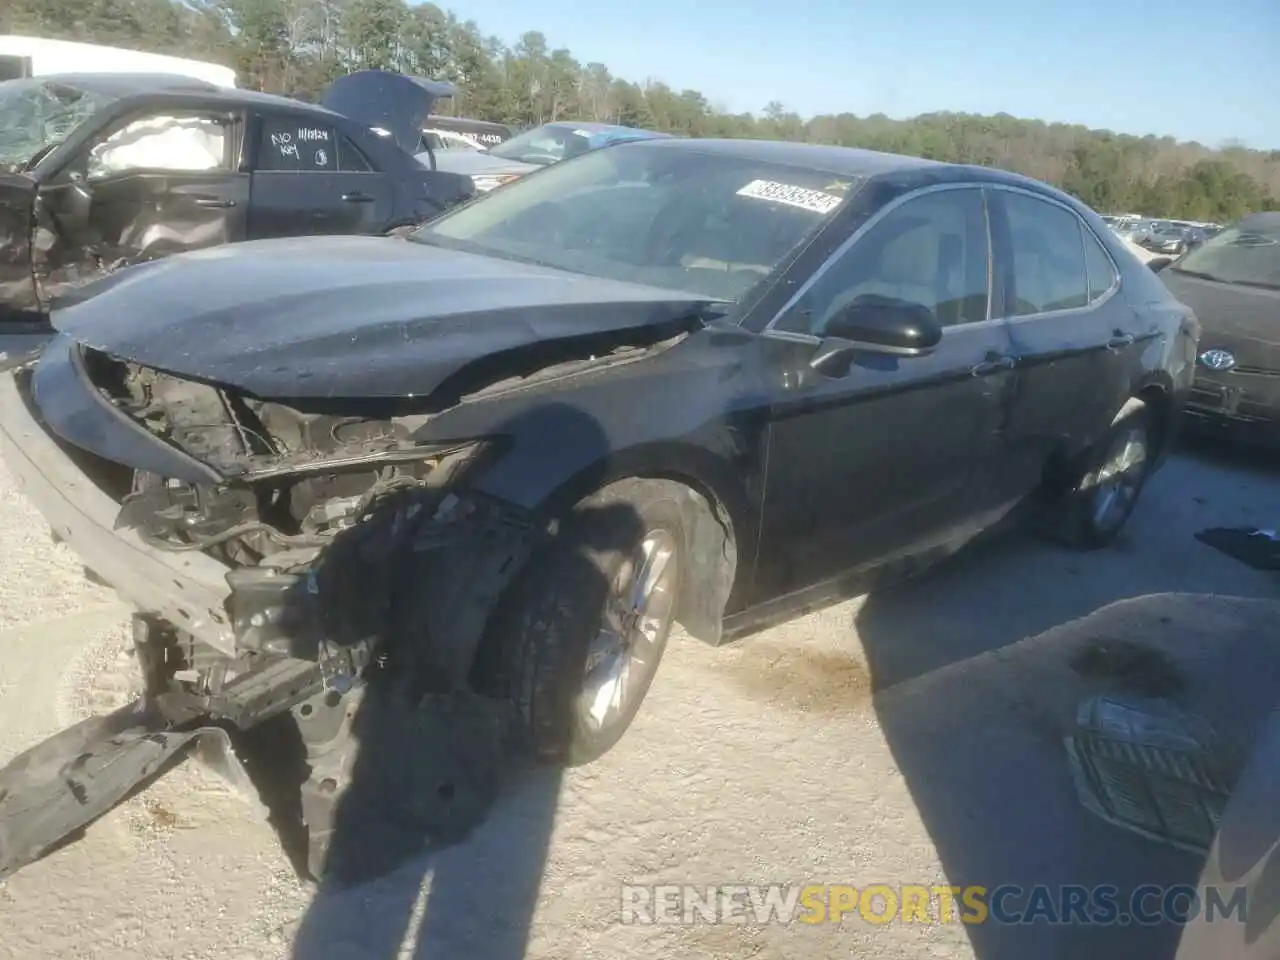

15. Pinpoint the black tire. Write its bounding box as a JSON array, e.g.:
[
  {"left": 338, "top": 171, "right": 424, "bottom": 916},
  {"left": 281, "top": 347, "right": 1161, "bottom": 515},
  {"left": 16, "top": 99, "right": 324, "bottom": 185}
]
[
  {"left": 472, "top": 478, "right": 688, "bottom": 766},
  {"left": 1041, "top": 399, "right": 1153, "bottom": 550}
]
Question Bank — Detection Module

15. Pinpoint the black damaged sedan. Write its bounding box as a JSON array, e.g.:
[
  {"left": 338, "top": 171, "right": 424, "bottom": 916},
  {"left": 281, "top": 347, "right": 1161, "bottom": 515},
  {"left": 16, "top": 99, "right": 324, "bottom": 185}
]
[{"left": 0, "top": 137, "right": 1197, "bottom": 880}]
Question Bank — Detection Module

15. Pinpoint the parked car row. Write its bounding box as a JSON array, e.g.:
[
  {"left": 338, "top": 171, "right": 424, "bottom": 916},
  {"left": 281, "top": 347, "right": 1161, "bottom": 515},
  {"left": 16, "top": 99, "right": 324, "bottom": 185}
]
[
  {"left": 0, "top": 69, "right": 474, "bottom": 339},
  {"left": 1103, "top": 215, "right": 1222, "bottom": 256},
  {"left": 0, "top": 68, "right": 677, "bottom": 340}
]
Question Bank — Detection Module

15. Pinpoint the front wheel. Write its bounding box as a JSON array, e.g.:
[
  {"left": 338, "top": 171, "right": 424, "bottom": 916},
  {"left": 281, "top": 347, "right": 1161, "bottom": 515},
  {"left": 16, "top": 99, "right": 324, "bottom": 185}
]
[
  {"left": 1041, "top": 400, "right": 1153, "bottom": 549},
  {"left": 473, "top": 478, "right": 688, "bottom": 766}
]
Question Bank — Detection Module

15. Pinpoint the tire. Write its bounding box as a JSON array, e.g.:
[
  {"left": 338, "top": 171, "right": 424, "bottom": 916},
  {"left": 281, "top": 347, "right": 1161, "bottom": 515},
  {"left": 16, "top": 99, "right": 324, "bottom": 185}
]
[
  {"left": 472, "top": 478, "right": 688, "bottom": 766},
  {"left": 1041, "top": 399, "right": 1153, "bottom": 550}
]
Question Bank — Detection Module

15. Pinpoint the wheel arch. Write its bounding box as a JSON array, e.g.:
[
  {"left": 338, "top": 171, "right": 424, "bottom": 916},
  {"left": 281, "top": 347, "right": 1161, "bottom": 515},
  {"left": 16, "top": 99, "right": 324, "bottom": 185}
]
[
  {"left": 1131, "top": 373, "right": 1177, "bottom": 460},
  {"left": 1038, "top": 374, "right": 1175, "bottom": 497},
  {"left": 523, "top": 440, "right": 756, "bottom": 647}
]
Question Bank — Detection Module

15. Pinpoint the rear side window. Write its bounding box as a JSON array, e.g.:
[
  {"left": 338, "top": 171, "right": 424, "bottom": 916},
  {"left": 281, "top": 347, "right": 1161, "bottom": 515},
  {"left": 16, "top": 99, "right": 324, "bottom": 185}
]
[
  {"left": 1083, "top": 228, "right": 1117, "bottom": 301},
  {"left": 256, "top": 115, "right": 371, "bottom": 173},
  {"left": 1003, "top": 192, "right": 1089, "bottom": 315}
]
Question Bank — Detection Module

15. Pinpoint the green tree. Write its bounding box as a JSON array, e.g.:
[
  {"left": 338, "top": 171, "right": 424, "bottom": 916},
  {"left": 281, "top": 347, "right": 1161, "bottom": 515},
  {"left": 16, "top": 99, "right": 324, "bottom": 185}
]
[{"left": 14, "top": 0, "right": 1278, "bottom": 218}]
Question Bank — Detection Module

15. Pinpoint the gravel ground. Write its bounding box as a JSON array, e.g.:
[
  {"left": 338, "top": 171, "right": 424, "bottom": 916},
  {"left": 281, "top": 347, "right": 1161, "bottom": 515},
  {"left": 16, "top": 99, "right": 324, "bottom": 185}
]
[{"left": 0, "top": 427, "right": 1278, "bottom": 960}]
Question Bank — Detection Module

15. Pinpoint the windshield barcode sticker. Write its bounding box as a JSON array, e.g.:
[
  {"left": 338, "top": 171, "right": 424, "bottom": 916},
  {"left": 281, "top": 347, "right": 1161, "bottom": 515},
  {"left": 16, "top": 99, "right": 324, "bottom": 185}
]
[{"left": 736, "top": 179, "right": 843, "bottom": 214}]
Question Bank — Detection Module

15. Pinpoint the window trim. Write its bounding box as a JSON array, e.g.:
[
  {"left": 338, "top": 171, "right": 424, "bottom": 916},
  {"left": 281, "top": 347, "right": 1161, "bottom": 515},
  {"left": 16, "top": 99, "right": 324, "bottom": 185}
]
[
  {"left": 760, "top": 181, "right": 1124, "bottom": 346},
  {"left": 986, "top": 184, "right": 1121, "bottom": 322},
  {"left": 74, "top": 108, "right": 237, "bottom": 182},
  {"left": 761, "top": 181, "right": 998, "bottom": 341}
]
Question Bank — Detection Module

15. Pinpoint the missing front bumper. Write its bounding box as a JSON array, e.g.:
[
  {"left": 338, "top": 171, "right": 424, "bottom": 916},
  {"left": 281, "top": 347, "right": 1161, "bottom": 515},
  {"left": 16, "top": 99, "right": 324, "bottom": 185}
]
[{"left": 0, "top": 701, "right": 257, "bottom": 883}]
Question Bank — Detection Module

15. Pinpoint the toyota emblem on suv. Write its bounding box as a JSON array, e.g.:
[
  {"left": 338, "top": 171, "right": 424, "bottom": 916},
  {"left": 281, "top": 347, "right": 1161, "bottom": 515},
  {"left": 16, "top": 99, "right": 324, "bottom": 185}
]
[{"left": 1199, "top": 349, "right": 1237, "bottom": 371}]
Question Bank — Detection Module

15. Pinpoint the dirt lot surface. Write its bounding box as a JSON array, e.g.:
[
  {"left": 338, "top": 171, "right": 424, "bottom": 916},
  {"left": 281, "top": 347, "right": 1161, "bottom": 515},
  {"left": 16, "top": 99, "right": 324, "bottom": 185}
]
[{"left": 1, "top": 431, "right": 1278, "bottom": 960}]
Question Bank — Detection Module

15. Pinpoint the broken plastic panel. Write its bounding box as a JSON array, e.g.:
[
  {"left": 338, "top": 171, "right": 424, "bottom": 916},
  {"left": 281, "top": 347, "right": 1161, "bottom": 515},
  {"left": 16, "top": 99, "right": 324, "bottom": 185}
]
[
  {"left": 1065, "top": 694, "right": 1242, "bottom": 854},
  {"left": 0, "top": 701, "right": 259, "bottom": 882}
]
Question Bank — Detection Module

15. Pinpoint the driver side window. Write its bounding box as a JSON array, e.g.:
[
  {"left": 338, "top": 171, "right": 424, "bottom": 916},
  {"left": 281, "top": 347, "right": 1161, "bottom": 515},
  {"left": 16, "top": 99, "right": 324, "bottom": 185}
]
[
  {"left": 86, "top": 113, "right": 230, "bottom": 181},
  {"left": 776, "top": 187, "right": 990, "bottom": 336}
]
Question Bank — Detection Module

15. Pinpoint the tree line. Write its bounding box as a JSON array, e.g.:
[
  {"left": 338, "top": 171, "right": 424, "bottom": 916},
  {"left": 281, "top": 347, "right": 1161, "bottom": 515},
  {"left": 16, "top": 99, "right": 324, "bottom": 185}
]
[{"left": 6, "top": 0, "right": 1278, "bottom": 222}]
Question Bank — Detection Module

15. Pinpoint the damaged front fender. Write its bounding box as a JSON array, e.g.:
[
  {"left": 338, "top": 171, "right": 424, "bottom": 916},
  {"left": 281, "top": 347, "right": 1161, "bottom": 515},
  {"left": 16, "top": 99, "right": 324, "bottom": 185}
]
[{"left": 227, "top": 485, "right": 538, "bottom": 688}]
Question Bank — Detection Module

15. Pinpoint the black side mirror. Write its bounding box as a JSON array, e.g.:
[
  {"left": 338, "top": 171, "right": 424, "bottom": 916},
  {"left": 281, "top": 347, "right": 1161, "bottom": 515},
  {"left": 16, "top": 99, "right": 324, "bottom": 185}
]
[
  {"left": 811, "top": 296, "right": 942, "bottom": 375},
  {"left": 1148, "top": 256, "right": 1175, "bottom": 273}
]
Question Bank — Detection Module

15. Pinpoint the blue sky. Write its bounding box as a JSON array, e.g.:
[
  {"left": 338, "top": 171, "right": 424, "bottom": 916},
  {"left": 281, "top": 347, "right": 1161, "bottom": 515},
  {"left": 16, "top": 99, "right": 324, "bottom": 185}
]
[{"left": 428, "top": 0, "right": 1280, "bottom": 149}]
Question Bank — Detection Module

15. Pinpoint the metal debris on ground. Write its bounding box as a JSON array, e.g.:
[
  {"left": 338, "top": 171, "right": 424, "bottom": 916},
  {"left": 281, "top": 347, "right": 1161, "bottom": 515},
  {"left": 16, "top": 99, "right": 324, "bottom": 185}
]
[{"left": 1194, "top": 526, "right": 1280, "bottom": 571}]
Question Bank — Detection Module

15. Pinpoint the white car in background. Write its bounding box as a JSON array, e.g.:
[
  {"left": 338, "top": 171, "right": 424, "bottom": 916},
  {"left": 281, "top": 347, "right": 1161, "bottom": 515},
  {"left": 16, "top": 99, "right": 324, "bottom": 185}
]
[
  {"left": 417, "top": 121, "right": 673, "bottom": 193},
  {"left": 421, "top": 127, "right": 490, "bottom": 153},
  {"left": 0, "top": 35, "right": 236, "bottom": 86}
]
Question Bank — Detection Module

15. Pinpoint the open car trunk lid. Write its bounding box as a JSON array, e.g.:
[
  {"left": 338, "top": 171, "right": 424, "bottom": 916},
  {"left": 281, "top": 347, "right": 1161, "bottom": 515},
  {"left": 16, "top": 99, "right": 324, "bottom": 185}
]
[{"left": 319, "top": 71, "right": 456, "bottom": 155}]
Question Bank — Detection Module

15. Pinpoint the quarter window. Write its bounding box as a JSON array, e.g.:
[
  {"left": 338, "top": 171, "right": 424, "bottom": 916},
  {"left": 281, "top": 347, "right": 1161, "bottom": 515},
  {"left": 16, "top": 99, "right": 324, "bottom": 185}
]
[
  {"left": 1083, "top": 228, "right": 1117, "bottom": 301},
  {"left": 1003, "top": 192, "right": 1089, "bottom": 315},
  {"left": 256, "top": 115, "right": 371, "bottom": 172},
  {"left": 776, "top": 187, "right": 990, "bottom": 335},
  {"left": 87, "top": 113, "right": 229, "bottom": 179}
]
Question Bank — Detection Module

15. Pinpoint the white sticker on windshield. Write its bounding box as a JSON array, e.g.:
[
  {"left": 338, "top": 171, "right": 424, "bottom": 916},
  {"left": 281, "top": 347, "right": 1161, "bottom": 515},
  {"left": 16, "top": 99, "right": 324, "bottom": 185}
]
[{"left": 736, "top": 179, "right": 843, "bottom": 214}]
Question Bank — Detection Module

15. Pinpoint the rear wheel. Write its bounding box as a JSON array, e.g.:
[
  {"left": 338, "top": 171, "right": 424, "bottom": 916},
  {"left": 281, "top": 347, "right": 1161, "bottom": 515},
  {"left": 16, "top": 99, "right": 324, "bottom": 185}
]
[
  {"left": 1041, "top": 400, "right": 1153, "bottom": 549},
  {"left": 473, "top": 478, "right": 687, "bottom": 766}
]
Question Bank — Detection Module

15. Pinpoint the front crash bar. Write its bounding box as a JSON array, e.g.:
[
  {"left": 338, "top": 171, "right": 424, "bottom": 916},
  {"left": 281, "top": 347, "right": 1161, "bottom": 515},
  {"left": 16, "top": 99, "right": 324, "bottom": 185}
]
[{"left": 0, "top": 700, "right": 257, "bottom": 882}]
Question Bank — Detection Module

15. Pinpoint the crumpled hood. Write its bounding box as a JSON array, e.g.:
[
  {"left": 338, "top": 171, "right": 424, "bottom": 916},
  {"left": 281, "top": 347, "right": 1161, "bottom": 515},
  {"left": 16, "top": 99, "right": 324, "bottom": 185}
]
[
  {"left": 1161, "top": 270, "right": 1280, "bottom": 368},
  {"left": 50, "top": 235, "right": 715, "bottom": 399}
]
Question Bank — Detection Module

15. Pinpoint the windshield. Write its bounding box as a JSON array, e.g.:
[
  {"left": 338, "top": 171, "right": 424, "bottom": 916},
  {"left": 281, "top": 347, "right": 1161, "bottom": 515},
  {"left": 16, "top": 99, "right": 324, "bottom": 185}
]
[
  {"left": 0, "top": 78, "right": 113, "bottom": 172},
  {"left": 1171, "top": 220, "right": 1280, "bottom": 289},
  {"left": 410, "top": 141, "right": 859, "bottom": 301},
  {"left": 488, "top": 123, "right": 606, "bottom": 166}
]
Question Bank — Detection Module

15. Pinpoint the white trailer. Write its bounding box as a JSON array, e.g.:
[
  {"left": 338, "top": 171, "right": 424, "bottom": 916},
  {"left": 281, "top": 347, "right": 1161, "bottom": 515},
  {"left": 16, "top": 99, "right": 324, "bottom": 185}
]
[{"left": 0, "top": 35, "right": 236, "bottom": 87}]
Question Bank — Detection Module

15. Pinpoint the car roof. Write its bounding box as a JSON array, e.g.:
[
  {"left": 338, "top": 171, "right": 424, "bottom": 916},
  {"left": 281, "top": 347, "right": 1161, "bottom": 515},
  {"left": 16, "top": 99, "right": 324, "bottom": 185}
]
[
  {"left": 26, "top": 72, "right": 221, "bottom": 96},
  {"left": 634, "top": 137, "right": 1064, "bottom": 188},
  {"left": 33, "top": 73, "right": 347, "bottom": 121}
]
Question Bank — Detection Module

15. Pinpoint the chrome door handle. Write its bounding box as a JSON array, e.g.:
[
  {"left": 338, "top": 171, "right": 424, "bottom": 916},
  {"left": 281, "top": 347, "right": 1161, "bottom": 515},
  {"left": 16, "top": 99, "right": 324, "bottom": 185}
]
[
  {"left": 342, "top": 192, "right": 374, "bottom": 203},
  {"left": 1107, "top": 333, "right": 1136, "bottom": 351},
  {"left": 970, "top": 355, "right": 1016, "bottom": 376},
  {"left": 194, "top": 198, "right": 235, "bottom": 208}
]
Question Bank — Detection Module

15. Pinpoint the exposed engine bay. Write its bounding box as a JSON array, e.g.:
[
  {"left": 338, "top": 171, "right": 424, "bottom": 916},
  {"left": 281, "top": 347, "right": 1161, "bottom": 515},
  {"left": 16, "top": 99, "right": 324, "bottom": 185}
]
[
  {"left": 3, "top": 350, "right": 542, "bottom": 883},
  {"left": 0, "top": 321, "right": 708, "bottom": 884},
  {"left": 86, "top": 347, "right": 448, "bottom": 568}
]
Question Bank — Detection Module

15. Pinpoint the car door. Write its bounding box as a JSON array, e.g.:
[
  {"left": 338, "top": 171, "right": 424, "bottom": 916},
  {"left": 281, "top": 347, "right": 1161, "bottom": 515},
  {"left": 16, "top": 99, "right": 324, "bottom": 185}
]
[
  {"left": 0, "top": 174, "right": 40, "bottom": 322},
  {"left": 990, "top": 187, "right": 1144, "bottom": 491},
  {"left": 246, "top": 111, "right": 394, "bottom": 239},
  {"left": 32, "top": 105, "right": 248, "bottom": 305},
  {"left": 753, "top": 185, "right": 1018, "bottom": 599}
]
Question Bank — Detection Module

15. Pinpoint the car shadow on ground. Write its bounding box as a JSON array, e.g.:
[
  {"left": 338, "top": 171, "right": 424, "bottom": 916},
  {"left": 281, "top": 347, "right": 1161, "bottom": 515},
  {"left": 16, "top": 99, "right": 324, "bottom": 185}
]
[
  {"left": 267, "top": 401, "right": 643, "bottom": 959},
  {"left": 851, "top": 437, "right": 1280, "bottom": 959}
]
